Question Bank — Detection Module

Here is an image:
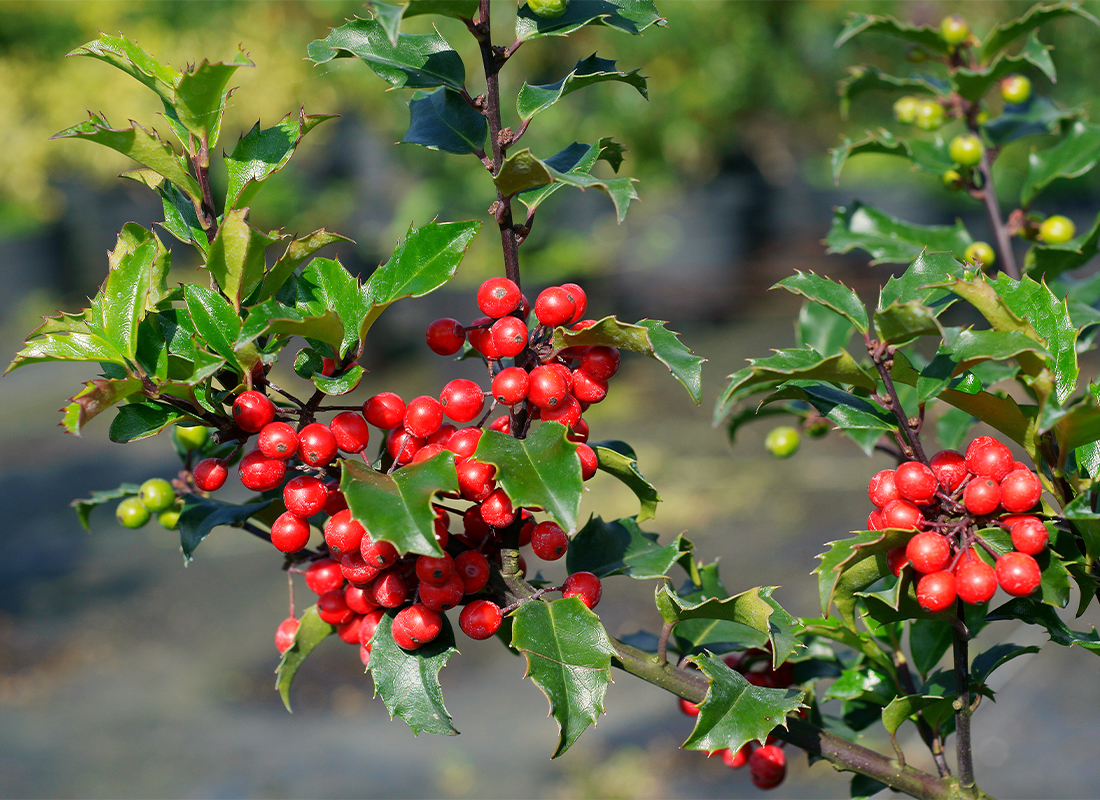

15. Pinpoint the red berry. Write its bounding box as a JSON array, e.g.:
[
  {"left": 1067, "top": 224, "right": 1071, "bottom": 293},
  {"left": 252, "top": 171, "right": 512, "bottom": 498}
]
[
  {"left": 996, "top": 552, "right": 1042, "bottom": 596},
  {"left": 528, "top": 365, "right": 569, "bottom": 410},
  {"left": 477, "top": 277, "right": 521, "bottom": 318},
  {"left": 490, "top": 316, "right": 529, "bottom": 358},
  {"left": 372, "top": 572, "right": 409, "bottom": 608},
  {"left": 320, "top": 357, "right": 336, "bottom": 376},
  {"left": 867, "top": 509, "right": 886, "bottom": 531},
  {"left": 345, "top": 584, "right": 380, "bottom": 615},
  {"left": 363, "top": 392, "right": 406, "bottom": 429},
  {"left": 428, "top": 423, "right": 457, "bottom": 446},
  {"left": 323, "top": 485, "right": 349, "bottom": 516},
  {"left": 233, "top": 390, "right": 275, "bottom": 433},
  {"left": 580, "top": 346, "right": 620, "bottom": 381},
  {"left": 576, "top": 442, "right": 598, "bottom": 480},
  {"left": 359, "top": 608, "right": 386, "bottom": 646},
  {"left": 531, "top": 521, "right": 569, "bottom": 561},
  {"left": 239, "top": 449, "right": 287, "bottom": 492},
  {"left": 305, "top": 558, "right": 344, "bottom": 595},
  {"left": 895, "top": 461, "right": 938, "bottom": 506},
  {"left": 964, "top": 478, "right": 1001, "bottom": 516},
  {"left": 541, "top": 394, "right": 583, "bottom": 428},
  {"left": 283, "top": 475, "right": 328, "bottom": 517},
  {"left": 480, "top": 487, "right": 517, "bottom": 528},
  {"left": 679, "top": 698, "right": 700, "bottom": 717},
  {"left": 386, "top": 429, "right": 425, "bottom": 465},
  {"left": 487, "top": 415, "right": 511, "bottom": 434},
  {"left": 275, "top": 616, "right": 299, "bottom": 654},
  {"left": 392, "top": 604, "right": 443, "bottom": 650},
  {"left": 562, "top": 571, "right": 602, "bottom": 609},
  {"left": 560, "top": 283, "right": 587, "bottom": 324},
  {"left": 568, "top": 418, "right": 590, "bottom": 443},
  {"left": 416, "top": 552, "right": 455, "bottom": 586},
  {"left": 454, "top": 550, "right": 490, "bottom": 594},
  {"left": 1000, "top": 469, "right": 1042, "bottom": 513},
  {"left": 330, "top": 412, "right": 371, "bottom": 454},
  {"left": 446, "top": 427, "right": 483, "bottom": 459},
  {"left": 459, "top": 599, "right": 503, "bottom": 640},
  {"left": 474, "top": 327, "right": 503, "bottom": 361},
  {"left": 749, "top": 744, "right": 786, "bottom": 790},
  {"left": 324, "top": 509, "right": 367, "bottom": 556},
  {"left": 930, "top": 450, "right": 967, "bottom": 492},
  {"left": 723, "top": 744, "right": 751, "bottom": 770},
  {"left": 457, "top": 458, "right": 496, "bottom": 502},
  {"left": 916, "top": 571, "right": 957, "bottom": 612},
  {"left": 882, "top": 499, "right": 924, "bottom": 530},
  {"left": 271, "top": 512, "right": 311, "bottom": 553},
  {"left": 258, "top": 422, "right": 299, "bottom": 460},
  {"left": 492, "top": 366, "right": 530, "bottom": 406},
  {"left": 418, "top": 572, "right": 465, "bottom": 611},
  {"left": 336, "top": 615, "right": 363, "bottom": 644},
  {"left": 440, "top": 379, "right": 486, "bottom": 423},
  {"left": 425, "top": 317, "right": 466, "bottom": 356},
  {"left": 905, "top": 532, "right": 951, "bottom": 574},
  {"left": 965, "top": 436, "right": 1014, "bottom": 481},
  {"left": 955, "top": 558, "right": 997, "bottom": 605},
  {"left": 298, "top": 422, "right": 338, "bottom": 467},
  {"left": 570, "top": 370, "right": 608, "bottom": 404},
  {"left": 193, "top": 458, "right": 228, "bottom": 492},
  {"left": 534, "top": 286, "right": 577, "bottom": 327},
  {"left": 340, "top": 552, "right": 381, "bottom": 585},
  {"left": 317, "top": 589, "right": 354, "bottom": 625},
  {"left": 412, "top": 443, "right": 447, "bottom": 464},
  {"left": 868, "top": 470, "right": 899, "bottom": 509},
  {"left": 404, "top": 395, "right": 444, "bottom": 438},
  {"left": 1009, "top": 516, "right": 1049, "bottom": 555},
  {"left": 886, "top": 546, "right": 908, "bottom": 576},
  {"left": 361, "top": 536, "right": 400, "bottom": 569},
  {"left": 462, "top": 506, "right": 492, "bottom": 545}
]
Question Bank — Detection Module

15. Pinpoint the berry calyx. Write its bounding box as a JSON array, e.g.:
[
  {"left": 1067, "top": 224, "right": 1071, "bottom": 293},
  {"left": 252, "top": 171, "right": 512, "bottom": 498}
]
[
  {"left": 562, "top": 571, "right": 602, "bottom": 609},
  {"left": 1039, "top": 214, "right": 1076, "bottom": 244},
  {"left": 996, "top": 552, "right": 1042, "bottom": 596},
  {"left": 239, "top": 450, "right": 287, "bottom": 492},
  {"left": 116, "top": 496, "right": 151, "bottom": 528},
  {"left": 139, "top": 478, "right": 176, "bottom": 513},
  {"left": 193, "top": 458, "right": 228, "bottom": 492},
  {"left": 764, "top": 426, "right": 800, "bottom": 458},
  {"left": 416, "top": 552, "right": 455, "bottom": 586},
  {"left": 233, "top": 390, "right": 276, "bottom": 433},
  {"left": 459, "top": 600, "right": 503, "bottom": 640}
]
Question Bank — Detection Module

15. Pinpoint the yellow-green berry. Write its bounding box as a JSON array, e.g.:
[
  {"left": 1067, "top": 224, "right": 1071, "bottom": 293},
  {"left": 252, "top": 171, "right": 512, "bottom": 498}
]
[
  {"left": 1039, "top": 215, "right": 1076, "bottom": 244},
  {"left": 139, "top": 478, "right": 176, "bottom": 513},
  {"left": 527, "top": 0, "right": 567, "bottom": 18},
  {"left": 914, "top": 100, "right": 945, "bottom": 131},
  {"left": 976, "top": 109, "right": 990, "bottom": 126},
  {"left": 1000, "top": 74, "right": 1032, "bottom": 105},
  {"left": 943, "top": 169, "right": 963, "bottom": 189},
  {"left": 964, "top": 242, "right": 996, "bottom": 267},
  {"left": 158, "top": 508, "right": 181, "bottom": 530},
  {"left": 765, "top": 426, "right": 801, "bottom": 458},
  {"left": 174, "top": 425, "right": 210, "bottom": 451},
  {"left": 117, "top": 497, "right": 151, "bottom": 529},
  {"left": 949, "top": 134, "right": 984, "bottom": 167},
  {"left": 940, "top": 14, "right": 969, "bottom": 46},
  {"left": 893, "top": 96, "right": 920, "bottom": 124}
]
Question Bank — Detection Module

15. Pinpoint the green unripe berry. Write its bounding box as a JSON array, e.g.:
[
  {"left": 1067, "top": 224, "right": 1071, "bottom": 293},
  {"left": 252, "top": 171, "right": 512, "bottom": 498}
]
[
  {"left": 949, "top": 134, "right": 984, "bottom": 167},
  {"left": 964, "top": 241, "right": 996, "bottom": 267},
  {"left": 1000, "top": 74, "right": 1032, "bottom": 105},
  {"left": 139, "top": 478, "right": 176, "bottom": 513},
  {"left": 1039, "top": 215, "right": 1076, "bottom": 244},
  {"left": 117, "top": 497, "right": 152, "bottom": 529},
  {"left": 893, "top": 96, "right": 919, "bottom": 124},
  {"left": 976, "top": 109, "right": 990, "bottom": 126},
  {"left": 805, "top": 419, "right": 830, "bottom": 439},
  {"left": 527, "top": 0, "right": 567, "bottom": 18},
  {"left": 174, "top": 425, "right": 209, "bottom": 451},
  {"left": 914, "top": 100, "right": 945, "bottom": 131},
  {"left": 943, "top": 169, "right": 963, "bottom": 189},
  {"left": 940, "top": 14, "right": 970, "bottom": 46},
  {"left": 765, "top": 426, "right": 801, "bottom": 458},
  {"left": 158, "top": 508, "right": 181, "bottom": 530}
]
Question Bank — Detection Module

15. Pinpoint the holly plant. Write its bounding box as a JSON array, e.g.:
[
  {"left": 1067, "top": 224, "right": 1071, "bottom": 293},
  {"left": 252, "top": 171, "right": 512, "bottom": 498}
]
[{"left": 9, "top": 2, "right": 1100, "bottom": 798}]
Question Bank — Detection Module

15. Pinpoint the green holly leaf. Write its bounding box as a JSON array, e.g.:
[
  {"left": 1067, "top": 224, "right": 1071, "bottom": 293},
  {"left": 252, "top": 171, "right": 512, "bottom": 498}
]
[
  {"left": 879, "top": 251, "right": 964, "bottom": 309},
  {"left": 760, "top": 382, "right": 897, "bottom": 455},
  {"left": 518, "top": 139, "right": 627, "bottom": 214},
  {"left": 257, "top": 229, "right": 352, "bottom": 303},
  {"left": 61, "top": 378, "right": 143, "bottom": 436},
  {"left": 668, "top": 563, "right": 770, "bottom": 656},
  {"left": 402, "top": 88, "right": 488, "bottom": 154},
  {"left": 52, "top": 113, "right": 201, "bottom": 201},
  {"left": 835, "top": 12, "right": 950, "bottom": 54},
  {"left": 178, "top": 493, "right": 273, "bottom": 562},
  {"left": 567, "top": 515, "right": 688, "bottom": 580},
  {"left": 293, "top": 257, "right": 370, "bottom": 358},
  {"left": 511, "top": 597, "right": 614, "bottom": 757},
  {"left": 237, "top": 300, "right": 344, "bottom": 355},
  {"left": 474, "top": 424, "right": 581, "bottom": 533},
  {"left": 825, "top": 665, "right": 894, "bottom": 704},
  {"left": 517, "top": 54, "right": 647, "bottom": 120},
  {"left": 404, "top": 0, "right": 479, "bottom": 20},
  {"left": 982, "top": 2, "right": 1099, "bottom": 60},
  {"left": 275, "top": 606, "right": 335, "bottom": 712},
  {"left": 307, "top": 18, "right": 466, "bottom": 90},
  {"left": 826, "top": 202, "right": 973, "bottom": 265},
  {"left": 1062, "top": 492, "right": 1100, "bottom": 562},
  {"left": 985, "top": 95, "right": 1082, "bottom": 146},
  {"left": 68, "top": 33, "right": 179, "bottom": 104},
  {"left": 206, "top": 209, "right": 283, "bottom": 311},
  {"left": 836, "top": 67, "right": 945, "bottom": 120},
  {"left": 970, "top": 643, "right": 1040, "bottom": 688},
  {"left": 589, "top": 440, "right": 661, "bottom": 522},
  {"left": 1022, "top": 122, "right": 1100, "bottom": 206},
  {"left": 226, "top": 110, "right": 337, "bottom": 209},
  {"left": 986, "top": 597, "right": 1100, "bottom": 656},
  {"left": 184, "top": 284, "right": 260, "bottom": 377},
  {"left": 774, "top": 272, "right": 869, "bottom": 334},
  {"left": 516, "top": 0, "right": 664, "bottom": 40},
  {"left": 368, "top": 613, "right": 459, "bottom": 735},
  {"left": 881, "top": 694, "right": 944, "bottom": 738},
  {"left": 173, "top": 50, "right": 253, "bottom": 147},
  {"left": 936, "top": 405, "right": 978, "bottom": 451},
  {"left": 953, "top": 31, "right": 1055, "bottom": 101},
  {"left": 814, "top": 529, "right": 913, "bottom": 628},
  {"left": 495, "top": 148, "right": 638, "bottom": 222},
  {"left": 682, "top": 653, "right": 804, "bottom": 754},
  {"left": 1024, "top": 209, "right": 1100, "bottom": 281},
  {"left": 71, "top": 482, "right": 142, "bottom": 531},
  {"left": 313, "top": 365, "right": 365, "bottom": 396},
  {"left": 551, "top": 317, "right": 704, "bottom": 404},
  {"left": 797, "top": 301, "right": 854, "bottom": 357},
  {"left": 874, "top": 301, "right": 942, "bottom": 345},
  {"left": 831, "top": 129, "right": 954, "bottom": 182}
]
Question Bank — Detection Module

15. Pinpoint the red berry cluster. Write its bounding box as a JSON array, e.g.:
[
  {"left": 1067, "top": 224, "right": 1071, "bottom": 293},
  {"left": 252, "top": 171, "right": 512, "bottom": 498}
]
[{"left": 866, "top": 436, "right": 1048, "bottom": 612}]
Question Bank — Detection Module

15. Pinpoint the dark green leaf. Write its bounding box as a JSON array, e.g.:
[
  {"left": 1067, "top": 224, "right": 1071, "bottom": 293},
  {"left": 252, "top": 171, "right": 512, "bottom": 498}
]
[
  {"left": 368, "top": 614, "right": 459, "bottom": 735},
  {"left": 970, "top": 643, "right": 1040, "bottom": 687},
  {"left": 985, "top": 95, "right": 1081, "bottom": 146},
  {"left": 173, "top": 51, "right": 253, "bottom": 146},
  {"left": 824, "top": 666, "right": 893, "bottom": 704},
  {"left": 982, "top": 2, "right": 1099, "bottom": 59},
  {"left": 516, "top": 54, "right": 647, "bottom": 120},
  {"left": 986, "top": 597, "right": 1100, "bottom": 656},
  {"left": 567, "top": 515, "right": 688, "bottom": 580},
  {"left": 936, "top": 405, "right": 977, "bottom": 450},
  {"left": 682, "top": 654, "right": 804, "bottom": 754},
  {"left": 307, "top": 18, "right": 466, "bottom": 90},
  {"left": 295, "top": 257, "right": 369, "bottom": 358},
  {"left": 826, "top": 202, "right": 973, "bottom": 265},
  {"left": 516, "top": 0, "right": 664, "bottom": 40},
  {"left": 370, "top": 2, "right": 407, "bottom": 45},
  {"left": 589, "top": 440, "right": 661, "bottom": 522},
  {"left": 495, "top": 148, "right": 638, "bottom": 222},
  {"left": 178, "top": 491, "right": 271, "bottom": 561},
  {"left": 1023, "top": 208, "right": 1100, "bottom": 281},
  {"left": 953, "top": 31, "right": 1054, "bottom": 102},
  {"left": 402, "top": 88, "right": 487, "bottom": 154},
  {"left": 835, "top": 12, "right": 949, "bottom": 54},
  {"left": 761, "top": 382, "right": 896, "bottom": 456},
  {"left": 851, "top": 774, "right": 890, "bottom": 800},
  {"left": 206, "top": 209, "right": 282, "bottom": 310},
  {"left": 797, "top": 301, "right": 853, "bottom": 357},
  {"left": 836, "top": 67, "right": 944, "bottom": 119},
  {"left": 831, "top": 129, "right": 953, "bottom": 182},
  {"left": 1062, "top": 492, "right": 1100, "bottom": 562},
  {"left": 511, "top": 597, "right": 614, "bottom": 757},
  {"left": 814, "top": 529, "right": 912, "bottom": 628},
  {"left": 881, "top": 694, "right": 944, "bottom": 737},
  {"left": 184, "top": 284, "right": 258, "bottom": 376},
  {"left": 518, "top": 138, "right": 626, "bottom": 214},
  {"left": 1022, "top": 121, "right": 1100, "bottom": 206},
  {"left": 226, "top": 110, "right": 337, "bottom": 209},
  {"left": 909, "top": 619, "right": 953, "bottom": 676},
  {"left": 800, "top": 618, "right": 894, "bottom": 676},
  {"left": 109, "top": 400, "right": 187, "bottom": 443},
  {"left": 341, "top": 454, "right": 457, "bottom": 557},
  {"left": 71, "top": 482, "right": 141, "bottom": 531},
  {"left": 313, "top": 365, "right": 365, "bottom": 395},
  {"left": 61, "top": 378, "right": 143, "bottom": 436},
  {"left": 874, "top": 301, "right": 941, "bottom": 345},
  {"left": 275, "top": 606, "right": 335, "bottom": 712},
  {"left": 774, "top": 272, "right": 868, "bottom": 334}
]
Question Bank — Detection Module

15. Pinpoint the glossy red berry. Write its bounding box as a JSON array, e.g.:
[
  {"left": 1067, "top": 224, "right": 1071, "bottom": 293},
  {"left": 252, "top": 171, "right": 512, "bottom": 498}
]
[
  {"left": 996, "top": 552, "right": 1042, "bottom": 596},
  {"left": 454, "top": 550, "right": 491, "bottom": 594},
  {"left": 1000, "top": 469, "right": 1042, "bottom": 513},
  {"left": 1009, "top": 516, "right": 1049, "bottom": 555},
  {"left": 324, "top": 509, "right": 367, "bottom": 556},
  {"left": 361, "top": 536, "right": 400, "bottom": 569},
  {"left": 305, "top": 558, "right": 344, "bottom": 595},
  {"left": 386, "top": 429, "right": 425, "bottom": 465},
  {"left": 534, "top": 286, "right": 576, "bottom": 327},
  {"left": 571, "top": 369, "right": 608, "bottom": 404},
  {"left": 233, "top": 390, "right": 275, "bottom": 433},
  {"left": 275, "top": 616, "right": 299, "bottom": 654},
  {"left": 679, "top": 698, "right": 700, "bottom": 717},
  {"left": 363, "top": 392, "right": 406, "bottom": 429},
  {"left": 477, "top": 277, "right": 521, "bottom": 318},
  {"left": 528, "top": 365, "right": 569, "bottom": 410},
  {"left": 568, "top": 418, "right": 590, "bottom": 443},
  {"left": 490, "top": 316, "right": 529, "bottom": 358},
  {"left": 562, "top": 571, "right": 602, "bottom": 609},
  {"left": 271, "top": 512, "right": 311, "bottom": 553},
  {"left": 412, "top": 443, "right": 447, "bottom": 464},
  {"left": 372, "top": 572, "right": 409, "bottom": 608},
  {"left": 359, "top": 607, "right": 386, "bottom": 644},
  {"left": 404, "top": 395, "right": 444, "bottom": 438},
  {"left": 887, "top": 546, "right": 907, "bottom": 576},
  {"left": 580, "top": 346, "right": 620, "bottom": 381},
  {"left": 964, "top": 478, "right": 1001, "bottom": 516},
  {"left": 883, "top": 499, "right": 924, "bottom": 530},
  {"left": 193, "top": 458, "right": 228, "bottom": 492},
  {"left": 457, "top": 458, "right": 496, "bottom": 502},
  {"left": 283, "top": 475, "right": 328, "bottom": 517},
  {"left": 345, "top": 584, "right": 380, "bottom": 615},
  {"left": 428, "top": 423, "right": 457, "bottom": 446},
  {"left": 425, "top": 317, "right": 466, "bottom": 356},
  {"left": 916, "top": 570, "right": 957, "bottom": 612},
  {"left": 317, "top": 589, "right": 354, "bottom": 625},
  {"left": 298, "top": 422, "right": 338, "bottom": 467},
  {"left": 560, "top": 283, "right": 587, "bottom": 324},
  {"left": 392, "top": 604, "right": 443, "bottom": 650},
  {"left": 905, "top": 532, "right": 951, "bottom": 574},
  {"left": 323, "top": 485, "right": 348, "bottom": 516},
  {"left": 867, "top": 509, "right": 886, "bottom": 531},
  {"left": 966, "top": 436, "right": 1015, "bottom": 482},
  {"left": 440, "top": 379, "right": 485, "bottom": 423},
  {"left": 487, "top": 415, "right": 511, "bottom": 434},
  {"left": 258, "top": 422, "right": 299, "bottom": 460},
  {"left": 480, "top": 487, "right": 517, "bottom": 528},
  {"left": 336, "top": 616, "right": 363, "bottom": 644},
  {"left": 239, "top": 449, "right": 287, "bottom": 492},
  {"left": 895, "top": 461, "right": 938, "bottom": 506},
  {"left": 416, "top": 552, "right": 455, "bottom": 586},
  {"left": 459, "top": 600, "right": 503, "bottom": 640},
  {"left": 541, "top": 394, "right": 583, "bottom": 429},
  {"left": 930, "top": 450, "right": 967, "bottom": 492},
  {"left": 340, "top": 552, "right": 381, "bottom": 585},
  {"left": 330, "top": 412, "right": 371, "bottom": 454},
  {"left": 955, "top": 558, "right": 998, "bottom": 605},
  {"left": 868, "top": 470, "right": 899, "bottom": 509},
  {"left": 492, "top": 367, "right": 529, "bottom": 406},
  {"left": 749, "top": 744, "right": 786, "bottom": 790},
  {"left": 418, "top": 572, "right": 465, "bottom": 611},
  {"left": 723, "top": 744, "right": 751, "bottom": 770},
  {"left": 531, "top": 521, "right": 569, "bottom": 561},
  {"left": 446, "top": 427, "right": 483, "bottom": 459}
]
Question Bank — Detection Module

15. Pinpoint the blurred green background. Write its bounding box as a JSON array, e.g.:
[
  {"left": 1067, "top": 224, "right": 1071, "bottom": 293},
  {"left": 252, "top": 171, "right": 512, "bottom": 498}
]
[{"left": 2, "top": 1, "right": 1100, "bottom": 797}]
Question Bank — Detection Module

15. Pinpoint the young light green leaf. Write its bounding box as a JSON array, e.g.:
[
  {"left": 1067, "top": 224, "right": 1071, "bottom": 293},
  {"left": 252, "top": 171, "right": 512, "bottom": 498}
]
[
  {"left": 226, "top": 110, "right": 338, "bottom": 209},
  {"left": 511, "top": 597, "right": 614, "bottom": 757},
  {"left": 1022, "top": 121, "right": 1100, "bottom": 206},
  {"left": 62, "top": 378, "right": 143, "bottom": 436},
  {"left": 71, "top": 482, "right": 141, "bottom": 531},
  {"left": 516, "top": 0, "right": 664, "bottom": 40},
  {"left": 341, "top": 455, "right": 457, "bottom": 557},
  {"left": 589, "top": 440, "right": 661, "bottom": 522},
  {"left": 294, "top": 257, "right": 369, "bottom": 358},
  {"left": 881, "top": 694, "right": 944, "bottom": 737},
  {"left": 404, "top": 0, "right": 479, "bottom": 20},
  {"left": 173, "top": 51, "right": 253, "bottom": 146},
  {"left": 774, "top": 272, "right": 868, "bottom": 334},
  {"left": 874, "top": 301, "right": 941, "bottom": 345},
  {"left": 567, "top": 515, "right": 687, "bottom": 580},
  {"left": 517, "top": 54, "right": 647, "bottom": 120},
  {"left": 67, "top": 33, "right": 180, "bottom": 105},
  {"left": 257, "top": 229, "right": 352, "bottom": 302},
  {"left": 879, "top": 251, "right": 964, "bottom": 309},
  {"left": 179, "top": 493, "right": 274, "bottom": 562},
  {"left": 826, "top": 202, "right": 973, "bottom": 265},
  {"left": 313, "top": 365, "right": 365, "bottom": 395},
  {"left": 836, "top": 67, "right": 945, "bottom": 120},
  {"left": 236, "top": 300, "right": 343, "bottom": 355},
  {"left": 307, "top": 18, "right": 466, "bottom": 90},
  {"left": 474, "top": 424, "right": 582, "bottom": 533},
  {"left": 518, "top": 138, "right": 626, "bottom": 213},
  {"left": 368, "top": 614, "right": 459, "bottom": 735},
  {"left": 831, "top": 129, "right": 954, "bottom": 183},
  {"left": 682, "top": 654, "right": 804, "bottom": 755},
  {"left": 206, "top": 209, "right": 282, "bottom": 310},
  {"left": 835, "top": 12, "right": 949, "bottom": 53},
  {"left": 982, "top": 2, "right": 1099, "bottom": 59},
  {"left": 986, "top": 597, "right": 1100, "bottom": 656},
  {"left": 275, "top": 606, "right": 335, "bottom": 712},
  {"left": 402, "top": 88, "right": 488, "bottom": 154}
]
